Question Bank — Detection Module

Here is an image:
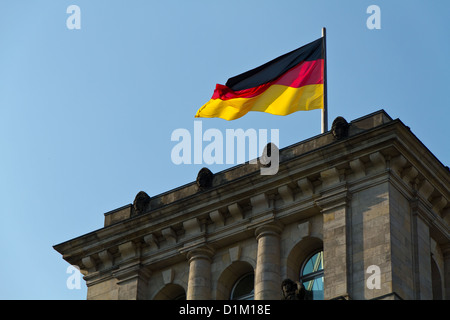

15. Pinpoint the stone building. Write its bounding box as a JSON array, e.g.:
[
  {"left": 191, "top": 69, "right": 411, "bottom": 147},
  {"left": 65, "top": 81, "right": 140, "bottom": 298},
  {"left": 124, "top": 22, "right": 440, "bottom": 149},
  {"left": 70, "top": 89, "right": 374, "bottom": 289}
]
[{"left": 53, "top": 110, "right": 449, "bottom": 300}]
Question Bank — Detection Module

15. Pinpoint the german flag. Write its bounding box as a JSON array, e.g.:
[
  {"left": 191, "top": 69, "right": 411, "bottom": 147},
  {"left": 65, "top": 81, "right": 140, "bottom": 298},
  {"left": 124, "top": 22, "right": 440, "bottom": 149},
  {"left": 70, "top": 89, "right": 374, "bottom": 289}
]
[{"left": 195, "top": 38, "right": 324, "bottom": 121}]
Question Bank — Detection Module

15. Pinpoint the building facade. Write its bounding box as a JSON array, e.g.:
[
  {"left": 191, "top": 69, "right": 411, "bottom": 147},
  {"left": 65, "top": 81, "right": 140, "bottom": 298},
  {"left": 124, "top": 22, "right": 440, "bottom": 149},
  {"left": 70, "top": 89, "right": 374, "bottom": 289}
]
[{"left": 54, "top": 110, "right": 449, "bottom": 300}]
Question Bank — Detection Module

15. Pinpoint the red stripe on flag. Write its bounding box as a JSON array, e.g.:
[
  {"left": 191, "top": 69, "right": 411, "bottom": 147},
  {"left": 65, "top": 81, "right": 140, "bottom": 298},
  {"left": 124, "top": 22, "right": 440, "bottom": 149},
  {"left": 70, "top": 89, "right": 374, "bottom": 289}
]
[{"left": 212, "top": 59, "right": 323, "bottom": 101}]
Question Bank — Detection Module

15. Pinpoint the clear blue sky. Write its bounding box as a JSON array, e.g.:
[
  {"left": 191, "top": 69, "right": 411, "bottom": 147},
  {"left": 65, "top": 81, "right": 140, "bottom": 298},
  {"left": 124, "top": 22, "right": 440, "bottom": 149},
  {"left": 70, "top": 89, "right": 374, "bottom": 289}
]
[{"left": 0, "top": 0, "right": 448, "bottom": 299}]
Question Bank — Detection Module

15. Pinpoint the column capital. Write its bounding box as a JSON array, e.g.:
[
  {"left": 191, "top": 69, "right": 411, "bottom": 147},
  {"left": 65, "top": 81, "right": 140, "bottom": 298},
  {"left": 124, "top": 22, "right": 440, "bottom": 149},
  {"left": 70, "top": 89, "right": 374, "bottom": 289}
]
[
  {"left": 410, "top": 197, "right": 432, "bottom": 226},
  {"left": 185, "top": 245, "right": 215, "bottom": 264},
  {"left": 113, "top": 264, "right": 151, "bottom": 283},
  {"left": 113, "top": 265, "right": 151, "bottom": 300},
  {"left": 255, "top": 222, "right": 283, "bottom": 241},
  {"left": 315, "top": 188, "right": 351, "bottom": 214}
]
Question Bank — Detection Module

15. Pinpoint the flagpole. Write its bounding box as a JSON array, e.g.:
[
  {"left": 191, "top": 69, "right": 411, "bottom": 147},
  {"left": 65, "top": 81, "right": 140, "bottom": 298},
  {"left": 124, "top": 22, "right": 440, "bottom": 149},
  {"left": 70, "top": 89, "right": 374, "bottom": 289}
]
[{"left": 321, "top": 27, "right": 328, "bottom": 133}]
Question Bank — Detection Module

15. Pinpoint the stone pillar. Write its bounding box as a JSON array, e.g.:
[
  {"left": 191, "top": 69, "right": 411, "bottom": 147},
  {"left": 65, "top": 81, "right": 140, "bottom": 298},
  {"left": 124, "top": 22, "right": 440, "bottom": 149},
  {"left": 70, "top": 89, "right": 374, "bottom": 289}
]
[
  {"left": 443, "top": 244, "right": 450, "bottom": 300},
  {"left": 411, "top": 202, "right": 433, "bottom": 300},
  {"left": 113, "top": 241, "right": 151, "bottom": 300},
  {"left": 254, "top": 223, "right": 283, "bottom": 300},
  {"left": 186, "top": 246, "right": 214, "bottom": 300},
  {"left": 316, "top": 187, "right": 351, "bottom": 300},
  {"left": 115, "top": 265, "right": 151, "bottom": 300}
]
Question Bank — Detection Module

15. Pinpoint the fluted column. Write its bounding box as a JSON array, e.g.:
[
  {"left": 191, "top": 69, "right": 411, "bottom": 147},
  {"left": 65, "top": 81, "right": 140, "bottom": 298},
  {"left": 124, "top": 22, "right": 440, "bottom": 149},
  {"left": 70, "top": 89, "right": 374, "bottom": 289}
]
[
  {"left": 186, "top": 246, "right": 214, "bottom": 300},
  {"left": 254, "top": 223, "right": 283, "bottom": 300}
]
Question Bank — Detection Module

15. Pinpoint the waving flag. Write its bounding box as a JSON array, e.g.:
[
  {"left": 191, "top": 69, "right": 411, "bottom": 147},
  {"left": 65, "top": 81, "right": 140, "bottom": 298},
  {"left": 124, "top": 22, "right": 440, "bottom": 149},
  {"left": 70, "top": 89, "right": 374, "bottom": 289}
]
[{"left": 195, "top": 37, "right": 324, "bottom": 121}]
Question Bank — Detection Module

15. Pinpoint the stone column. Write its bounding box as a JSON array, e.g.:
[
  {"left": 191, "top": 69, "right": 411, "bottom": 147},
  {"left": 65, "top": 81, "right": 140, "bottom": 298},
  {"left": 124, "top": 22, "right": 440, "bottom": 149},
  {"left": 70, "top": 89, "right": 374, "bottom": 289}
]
[
  {"left": 254, "top": 223, "right": 283, "bottom": 300},
  {"left": 186, "top": 246, "right": 214, "bottom": 300}
]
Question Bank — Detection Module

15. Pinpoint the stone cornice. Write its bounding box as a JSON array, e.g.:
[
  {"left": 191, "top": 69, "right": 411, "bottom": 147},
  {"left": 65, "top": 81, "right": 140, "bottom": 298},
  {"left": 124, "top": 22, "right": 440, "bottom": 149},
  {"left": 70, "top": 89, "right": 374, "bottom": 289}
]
[{"left": 54, "top": 110, "right": 449, "bottom": 276}]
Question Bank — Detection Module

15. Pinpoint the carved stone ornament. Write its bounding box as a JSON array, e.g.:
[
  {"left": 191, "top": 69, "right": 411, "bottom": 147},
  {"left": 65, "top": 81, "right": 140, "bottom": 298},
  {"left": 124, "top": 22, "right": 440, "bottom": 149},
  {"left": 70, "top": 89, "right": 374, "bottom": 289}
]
[
  {"left": 331, "top": 116, "right": 349, "bottom": 140},
  {"left": 196, "top": 167, "right": 214, "bottom": 191},
  {"left": 133, "top": 191, "right": 151, "bottom": 215},
  {"left": 281, "top": 278, "right": 307, "bottom": 300}
]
